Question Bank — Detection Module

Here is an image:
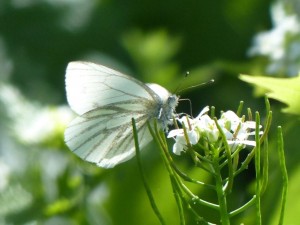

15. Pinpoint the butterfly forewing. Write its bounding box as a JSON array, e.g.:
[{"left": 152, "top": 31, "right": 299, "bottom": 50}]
[{"left": 65, "top": 62, "right": 159, "bottom": 115}]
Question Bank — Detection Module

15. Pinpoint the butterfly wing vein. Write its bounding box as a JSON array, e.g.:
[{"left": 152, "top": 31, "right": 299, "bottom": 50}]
[{"left": 64, "top": 61, "right": 173, "bottom": 168}]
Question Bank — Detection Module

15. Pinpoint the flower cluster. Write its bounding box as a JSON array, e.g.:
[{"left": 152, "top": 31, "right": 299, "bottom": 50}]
[
  {"left": 248, "top": 1, "right": 300, "bottom": 76},
  {"left": 168, "top": 106, "right": 262, "bottom": 155}
]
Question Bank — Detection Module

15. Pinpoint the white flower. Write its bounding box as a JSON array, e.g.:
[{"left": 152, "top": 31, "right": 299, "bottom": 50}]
[
  {"left": 194, "top": 106, "right": 219, "bottom": 141},
  {"left": 197, "top": 114, "right": 219, "bottom": 142},
  {"left": 248, "top": 1, "right": 300, "bottom": 75},
  {"left": 195, "top": 106, "right": 210, "bottom": 120},
  {"left": 0, "top": 83, "right": 73, "bottom": 144},
  {"left": 168, "top": 107, "right": 262, "bottom": 155},
  {"left": 167, "top": 116, "right": 200, "bottom": 155},
  {"left": 168, "top": 128, "right": 199, "bottom": 155},
  {"left": 218, "top": 111, "right": 261, "bottom": 151}
]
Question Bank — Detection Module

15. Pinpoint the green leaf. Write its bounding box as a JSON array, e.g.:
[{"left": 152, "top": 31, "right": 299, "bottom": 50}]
[{"left": 240, "top": 74, "right": 300, "bottom": 115}]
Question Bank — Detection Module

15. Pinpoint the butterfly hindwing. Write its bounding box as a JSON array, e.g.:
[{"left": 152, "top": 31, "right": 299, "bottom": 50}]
[{"left": 65, "top": 103, "right": 154, "bottom": 168}]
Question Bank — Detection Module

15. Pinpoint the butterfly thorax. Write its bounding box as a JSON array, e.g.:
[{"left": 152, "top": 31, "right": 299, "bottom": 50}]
[{"left": 147, "top": 83, "right": 178, "bottom": 130}]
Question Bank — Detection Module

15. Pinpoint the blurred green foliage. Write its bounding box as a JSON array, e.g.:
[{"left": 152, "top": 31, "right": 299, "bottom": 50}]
[{"left": 1, "top": 0, "right": 299, "bottom": 224}]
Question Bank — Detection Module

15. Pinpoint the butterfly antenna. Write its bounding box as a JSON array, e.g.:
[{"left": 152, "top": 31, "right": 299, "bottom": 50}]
[
  {"left": 178, "top": 79, "right": 214, "bottom": 94},
  {"left": 174, "top": 71, "right": 190, "bottom": 94}
]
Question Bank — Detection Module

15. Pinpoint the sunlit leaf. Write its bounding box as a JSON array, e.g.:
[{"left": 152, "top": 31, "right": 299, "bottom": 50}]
[{"left": 240, "top": 74, "right": 300, "bottom": 115}]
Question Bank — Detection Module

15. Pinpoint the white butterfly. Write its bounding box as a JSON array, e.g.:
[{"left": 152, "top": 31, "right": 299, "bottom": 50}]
[{"left": 64, "top": 61, "right": 178, "bottom": 168}]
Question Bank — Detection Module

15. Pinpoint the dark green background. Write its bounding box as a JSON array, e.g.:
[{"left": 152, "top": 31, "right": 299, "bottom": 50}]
[{"left": 1, "top": 0, "right": 299, "bottom": 224}]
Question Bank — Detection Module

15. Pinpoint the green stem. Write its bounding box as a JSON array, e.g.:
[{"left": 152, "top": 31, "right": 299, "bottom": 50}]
[
  {"left": 150, "top": 121, "right": 220, "bottom": 210},
  {"left": 260, "top": 137, "right": 269, "bottom": 194},
  {"left": 169, "top": 175, "right": 186, "bottom": 225},
  {"left": 277, "top": 126, "right": 288, "bottom": 225},
  {"left": 159, "top": 139, "right": 215, "bottom": 189},
  {"left": 229, "top": 195, "right": 256, "bottom": 217},
  {"left": 255, "top": 112, "right": 262, "bottom": 225},
  {"left": 233, "top": 111, "right": 272, "bottom": 178},
  {"left": 236, "top": 101, "right": 244, "bottom": 117},
  {"left": 132, "top": 118, "right": 166, "bottom": 225},
  {"left": 212, "top": 149, "right": 230, "bottom": 225},
  {"left": 214, "top": 118, "right": 234, "bottom": 194}
]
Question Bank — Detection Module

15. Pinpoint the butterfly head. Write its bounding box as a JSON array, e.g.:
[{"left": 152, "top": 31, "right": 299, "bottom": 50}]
[{"left": 147, "top": 83, "right": 179, "bottom": 130}]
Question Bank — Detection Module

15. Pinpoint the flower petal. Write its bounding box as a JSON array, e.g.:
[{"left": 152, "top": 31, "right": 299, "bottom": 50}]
[{"left": 167, "top": 129, "right": 183, "bottom": 138}]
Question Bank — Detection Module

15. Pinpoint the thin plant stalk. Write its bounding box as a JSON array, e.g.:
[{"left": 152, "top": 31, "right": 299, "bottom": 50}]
[
  {"left": 132, "top": 118, "right": 166, "bottom": 225},
  {"left": 211, "top": 147, "right": 230, "bottom": 225},
  {"left": 255, "top": 112, "right": 262, "bottom": 225},
  {"left": 214, "top": 118, "right": 234, "bottom": 194},
  {"left": 277, "top": 126, "right": 288, "bottom": 225}
]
